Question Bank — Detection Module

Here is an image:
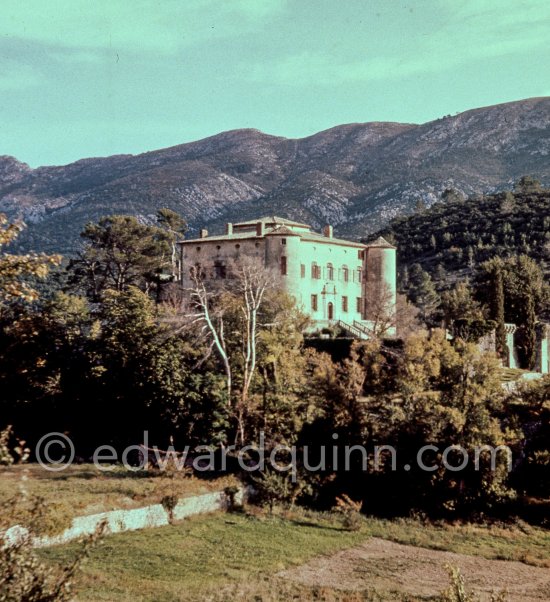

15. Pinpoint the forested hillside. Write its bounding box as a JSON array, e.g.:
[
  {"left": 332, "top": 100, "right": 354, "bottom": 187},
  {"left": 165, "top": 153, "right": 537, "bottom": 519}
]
[{"left": 376, "top": 178, "right": 550, "bottom": 288}]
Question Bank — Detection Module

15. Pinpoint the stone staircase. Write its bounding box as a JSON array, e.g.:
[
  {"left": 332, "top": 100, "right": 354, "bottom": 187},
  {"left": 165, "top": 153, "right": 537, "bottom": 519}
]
[{"left": 336, "top": 320, "right": 369, "bottom": 339}]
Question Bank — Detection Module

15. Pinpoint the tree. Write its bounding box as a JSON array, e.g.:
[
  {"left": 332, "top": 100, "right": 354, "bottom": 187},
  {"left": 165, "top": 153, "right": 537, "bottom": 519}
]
[
  {"left": 442, "top": 282, "right": 482, "bottom": 325},
  {"left": 232, "top": 258, "right": 275, "bottom": 410},
  {"left": 441, "top": 188, "right": 465, "bottom": 204},
  {"left": 514, "top": 175, "right": 542, "bottom": 194},
  {"left": 254, "top": 291, "right": 313, "bottom": 444},
  {"left": 395, "top": 293, "right": 421, "bottom": 339},
  {"left": 181, "top": 265, "right": 233, "bottom": 403},
  {"left": 0, "top": 214, "right": 61, "bottom": 309},
  {"left": 509, "top": 377, "right": 550, "bottom": 498},
  {"left": 0, "top": 292, "right": 95, "bottom": 448},
  {"left": 500, "top": 191, "right": 516, "bottom": 214},
  {"left": 363, "top": 280, "right": 397, "bottom": 339},
  {"left": 306, "top": 329, "right": 517, "bottom": 516},
  {"left": 157, "top": 208, "right": 187, "bottom": 280},
  {"left": 452, "top": 258, "right": 508, "bottom": 352},
  {"left": 505, "top": 257, "right": 546, "bottom": 368},
  {"left": 407, "top": 264, "right": 440, "bottom": 324},
  {"left": 492, "top": 267, "right": 507, "bottom": 361},
  {"left": 389, "top": 331, "right": 516, "bottom": 514},
  {"left": 441, "top": 282, "right": 492, "bottom": 344},
  {"left": 414, "top": 199, "right": 427, "bottom": 213},
  {"left": 476, "top": 255, "right": 549, "bottom": 369},
  {"left": 82, "top": 286, "right": 229, "bottom": 449},
  {"left": 467, "top": 246, "right": 475, "bottom": 268},
  {"left": 503, "top": 256, "right": 548, "bottom": 370},
  {"left": 399, "top": 265, "right": 410, "bottom": 290},
  {"left": 176, "top": 257, "right": 291, "bottom": 444},
  {"left": 519, "top": 293, "right": 538, "bottom": 370},
  {"left": 173, "top": 257, "right": 320, "bottom": 447},
  {"left": 434, "top": 263, "right": 447, "bottom": 282},
  {"left": 68, "top": 215, "right": 172, "bottom": 301}
]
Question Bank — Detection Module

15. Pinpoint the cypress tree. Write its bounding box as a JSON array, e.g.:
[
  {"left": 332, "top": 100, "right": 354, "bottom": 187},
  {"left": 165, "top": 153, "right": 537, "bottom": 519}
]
[
  {"left": 493, "top": 268, "right": 507, "bottom": 363},
  {"left": 517, "top": 294, "right": 537, "bottom": 370}
]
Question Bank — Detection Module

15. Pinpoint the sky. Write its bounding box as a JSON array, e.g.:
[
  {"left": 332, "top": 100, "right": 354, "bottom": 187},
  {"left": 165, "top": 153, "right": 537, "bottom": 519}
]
[{"left": 1, "top": 0, "right": 549, "bottom": 167}]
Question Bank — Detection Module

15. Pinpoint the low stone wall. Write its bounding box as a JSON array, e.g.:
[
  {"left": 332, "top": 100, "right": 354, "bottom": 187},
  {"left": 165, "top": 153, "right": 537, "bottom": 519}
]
[
  {"left": 32, "top": 488, "right": 242, "bottom": 548},
  {"left": 501, "top": 371, "right": 543, "bottom": 392}
]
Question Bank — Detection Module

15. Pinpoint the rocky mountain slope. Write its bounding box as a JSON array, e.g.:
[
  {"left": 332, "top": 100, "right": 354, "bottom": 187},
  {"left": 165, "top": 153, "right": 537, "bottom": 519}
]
[{"left": 1, "top": 97, "right": 549, "bottom": 255}]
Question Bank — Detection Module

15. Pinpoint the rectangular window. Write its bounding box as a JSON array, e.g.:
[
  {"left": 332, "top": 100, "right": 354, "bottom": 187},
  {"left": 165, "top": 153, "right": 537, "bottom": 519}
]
[
  {"left": 356, "top": 297, "right": 362, "bottom": 313},
  {"left": 281, "top": 256, "right": 287, "bottom": 276},
  {"left": 311, "top": 294, "right": 318, "bottom": 311},
  {"left": 358, "top": 250, "right": 363, "bottom": 260},
  {"left": 214, "top": 262, "right": 226, "bottom": 279},
  {"left": 281, "top": 238, "right": 287, "bottom": 245},
  {"left": 300, "top": 263, "right": 305, "bottom": 278},
  {"left": 342, "top": 296, "right": 348, "bottom": 312},
  {"left": 356, "top": 268, "right": 363, "bottom": 282}
]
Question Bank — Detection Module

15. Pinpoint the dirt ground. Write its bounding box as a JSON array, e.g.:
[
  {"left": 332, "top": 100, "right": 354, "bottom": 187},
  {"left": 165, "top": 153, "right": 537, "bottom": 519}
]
[{"left": 278, "top": 537, "right": 550, "bottom": 601}]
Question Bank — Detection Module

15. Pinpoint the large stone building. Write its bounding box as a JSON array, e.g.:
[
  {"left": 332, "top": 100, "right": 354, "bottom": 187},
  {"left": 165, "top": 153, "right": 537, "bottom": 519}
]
[{"left": 178, "top": 216, "right": 397, "bottom": 337}]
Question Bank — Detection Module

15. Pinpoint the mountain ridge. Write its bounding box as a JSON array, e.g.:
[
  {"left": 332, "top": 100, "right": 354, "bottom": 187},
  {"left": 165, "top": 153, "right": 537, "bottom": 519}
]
[{"left": 1, "top": 97, "right": 549, "bottom": 255}]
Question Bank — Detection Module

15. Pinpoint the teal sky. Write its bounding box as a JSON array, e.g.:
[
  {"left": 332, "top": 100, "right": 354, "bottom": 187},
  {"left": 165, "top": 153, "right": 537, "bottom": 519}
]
[{"left": 2, "top": 0, "right": 549, "bottom": 167}]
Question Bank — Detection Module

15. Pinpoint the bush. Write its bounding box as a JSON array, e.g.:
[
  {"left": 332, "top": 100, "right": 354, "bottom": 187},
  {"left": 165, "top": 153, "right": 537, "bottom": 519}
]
[
  {"left": 441, "top": 565, "right": 507, "bottom": 602},
  {"left": 334, "top": 495, "right": 363, "bottom": 532},
  {"left": 0, "top": 426, "right": 29, "bottom": 466},
  {"left": 1, "top": 492, "right": 104, "bottom": 601}
]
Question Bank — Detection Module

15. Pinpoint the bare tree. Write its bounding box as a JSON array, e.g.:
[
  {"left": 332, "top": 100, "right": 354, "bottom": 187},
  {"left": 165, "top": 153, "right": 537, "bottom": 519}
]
[
  {"left": 185, "top": 266, "right": 233, "bottom": 402},
  {"left": 395, "top": 293, "right": 422, "bottom": 339},
  {"left": 233, "top": 258, "right": 276, "bottom": 402},
  {"left": 166, "top": 257, "right": 277, "bottom": 436},
  {"left": 363, "top": 280, "right": 397, "bottom": 339},
  {"left": 157, "top": 208, "right": 187, "bottom": 280},
  {"left": 230, "top": 257, "right": 277, "bottom": 443},
  {"left": 362, "top": 282, "right": 421, "bottom": 340}
]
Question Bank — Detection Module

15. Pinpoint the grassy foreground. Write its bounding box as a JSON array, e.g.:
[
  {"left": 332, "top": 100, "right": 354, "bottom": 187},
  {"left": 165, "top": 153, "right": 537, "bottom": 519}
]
[
  {"left": 0, "top": 464, "right": 237, "bottom": 527},
  {"left": 40, "top": 510, "right": 366, "bottom": 601},
  {"left": 39, "top": 509, "right": 550, "bottom": 602}
]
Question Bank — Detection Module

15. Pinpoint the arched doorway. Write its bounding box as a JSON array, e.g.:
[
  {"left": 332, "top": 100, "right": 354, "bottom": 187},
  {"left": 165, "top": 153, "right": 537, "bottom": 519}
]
[{"left": 327, "top": 302, "right": 334, "bottom": 321}]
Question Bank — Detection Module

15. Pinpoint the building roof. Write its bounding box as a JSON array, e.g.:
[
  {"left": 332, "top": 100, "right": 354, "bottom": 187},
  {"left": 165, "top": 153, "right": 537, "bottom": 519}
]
[
  {"left": 180, "top": 231, "right": 259, "bottom": 244},
  {"left": 365, "top": 236, "right": 396, "bottom": 249},
  {"left": 266, "top": 225, "right": 302, "bottom": 236},
  {"left": 179, "top": 215, "right": 366, "bottom": 248},
  {"left": 299, "top": 231, "right": 365, "bottom": 248},
  {"left": 233, "top": 216, "right": 311, "bottom": 229},
  {"left": 180, "top": 230, "right": 366, "bottom": 248}
]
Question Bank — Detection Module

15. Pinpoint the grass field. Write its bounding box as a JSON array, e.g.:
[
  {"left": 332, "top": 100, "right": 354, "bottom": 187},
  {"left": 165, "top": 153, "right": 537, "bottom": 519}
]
[
  {"left": 39, "top": 508, "right": 550, "bottom": 602},
  {"left": 0, "top": 464, "right": 237, "bottom": 524},
  {"left": 3, "top": 466, "right": 549, "bottom": 600}
]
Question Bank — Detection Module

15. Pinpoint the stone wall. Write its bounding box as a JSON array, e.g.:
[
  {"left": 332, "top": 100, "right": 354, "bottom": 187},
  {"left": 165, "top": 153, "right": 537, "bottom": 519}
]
[{"left": 31, "top": 488, "right": 242, "bottom": 548}]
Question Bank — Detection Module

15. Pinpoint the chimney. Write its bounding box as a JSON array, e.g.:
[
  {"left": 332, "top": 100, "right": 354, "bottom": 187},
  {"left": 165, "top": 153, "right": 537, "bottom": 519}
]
[
  {"left": 200, "top": 229, "right": 208, "bottom": 239},
  {"left": 226, "top": 222, "right": 233, "bottom": 235},
  {"left": 256, "top": 221, "right": 265, "bottom": 236},
  {"left": 323, "top": 224, "right": 333, "bottom": 238}
]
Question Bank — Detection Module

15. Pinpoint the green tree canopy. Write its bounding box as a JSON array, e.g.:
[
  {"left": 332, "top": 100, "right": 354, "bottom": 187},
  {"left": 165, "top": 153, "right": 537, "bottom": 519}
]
[
  {"left": 405, "top": 263, "right": 440, "bottom": 323},
  {"left": 68, "top": 215, "right": 172, "bottom": 301},
  {"left": 0, "top": 214, "right": 61, "bottom": 307},
  {"left": 476, "top": 255, "right": 550, "bottom": 369}
]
